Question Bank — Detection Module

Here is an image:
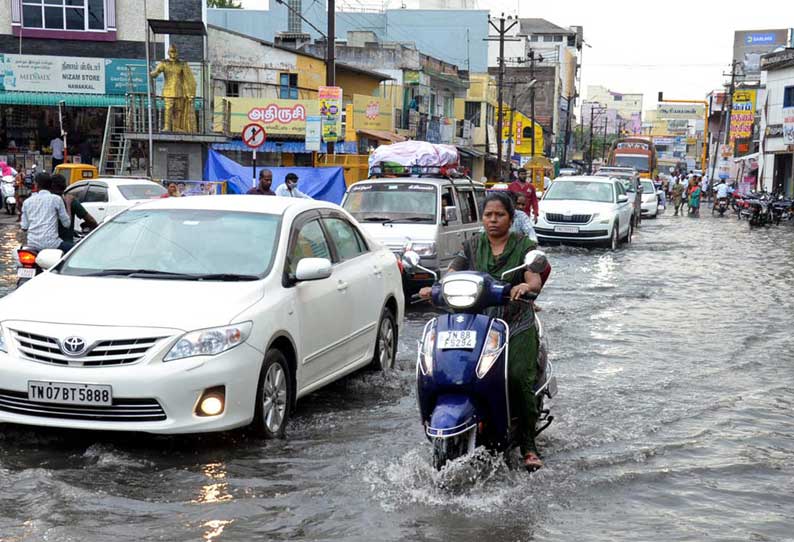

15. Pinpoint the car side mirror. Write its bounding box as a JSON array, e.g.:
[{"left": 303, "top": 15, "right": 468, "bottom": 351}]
[
  {"left": 36, "top": 249, "right": 64, "bottom": 270},
  {"left": 443, "top": 205, "right": 458, "bottom": 224},
  {"left": 524, "top": 249, "right": 548, "bottom": 274},
  {"left": 295, "top": 258, "right": 332, "bottom": 281},
  {"left": 617, "top": 194, "right": 629, "bottom": 203}
]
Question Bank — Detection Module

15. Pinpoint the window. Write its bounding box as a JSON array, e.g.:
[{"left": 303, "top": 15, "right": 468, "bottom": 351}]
[
  {"left": 226, "top": 81, "right": 240, "bottom": 98},
  {"left": 324, "top": 217, "right": 367, "bottom": 262},
  {"left": 486, "top": 104, "right": 495, "bottom": 128},
  {"left": 22, "top": 0, "right": 105, "bottom": 31},
  {"left": 530, "top": 35, "right": 539, "bottom": 42},
  {"left": 279, "top": 73, "right": 298, "bottom": 99},
  {"left": 567, "top": 35, "right": 576, "bottom": 47},
  {"left": 456, "top": 189, "right": 478, "bottom": 224},
  {"left": 84, "top": 184, "right": 108, "bottom": 203},
  {"left": 394, "top": 108, "right": 403, "bottom": 129},
  {"left": 474, "top": 188, "right": 486, "bottom": 214},
  {"left": 288, "top": 219, "right": 331, "bottom": 275},
  {"left": 554, "top": 35, "right": 563, "bottom": 42},
  {"left": 522, "top": 126, "right": 533, "bottom": 139},
  {"left": 464, "top": 101, "right": 481, "bottom": 127},
  {"left": 543, "top": 36, "right": 554, "bottom": 42},
  {"left": 64, "top": 183, "right": 89, "bottom": 203},
  {"left": 784, "top": 86, "right": 794, "bottom": 108}
]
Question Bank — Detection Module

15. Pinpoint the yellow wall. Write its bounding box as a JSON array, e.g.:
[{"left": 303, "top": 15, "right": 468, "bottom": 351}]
[
  {"left": 335, "top": 71, "right": 383, "bottom": 103},
  {"left": 295, "top": 55, "right": 325, "bottom": 96}
]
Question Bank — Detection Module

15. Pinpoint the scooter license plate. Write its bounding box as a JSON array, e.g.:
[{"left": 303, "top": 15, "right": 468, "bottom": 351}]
[
  {"left": 437, "top": 330, "right": 477, "bottom": 350},
  {"left": 16, "top": 268, "right": 36, "bottom": 279}
]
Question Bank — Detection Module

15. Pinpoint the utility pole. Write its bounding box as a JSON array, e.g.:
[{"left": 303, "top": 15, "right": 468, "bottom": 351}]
[
  {"left": 486, "top": 14, "right": 518, "bottom": 179},
  {"left": 601, "top": 114, "right": 608, "bottom": 163},
  {"left": 326, "top": 0, "right": 336, "bottom": 155},
  {"left": 724, "top": 60, "right": 740, "bottom": 146},
  {"left": 562, "top": 95, "right": 574, "bottom": 167},
  {"left": 588, "top": 104, "right": 596, "bottom": 174},
  {"left": 528, "top": 49, "right": 543, "bottom": 157}
]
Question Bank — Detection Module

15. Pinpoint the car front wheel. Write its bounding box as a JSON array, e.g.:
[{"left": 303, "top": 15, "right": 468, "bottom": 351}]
[
  {"left": 253, "top": 349, "right": 292, "bottom": 438},
  {"left": 608, "top": 224, "right": 619, "bottom": 251}
]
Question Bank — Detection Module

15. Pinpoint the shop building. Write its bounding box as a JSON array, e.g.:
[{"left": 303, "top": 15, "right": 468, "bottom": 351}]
[
  {"left": 0, "top": 0, "right": 172, "bottom": 172},
  {"left": 759, "top": 48, "right": 794, "bottom": 196}
]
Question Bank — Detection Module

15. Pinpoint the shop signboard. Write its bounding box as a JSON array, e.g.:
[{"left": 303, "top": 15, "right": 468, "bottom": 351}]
[
  {"left": 105, "top": 59, "right": 148, "bottom": 95},
  {"left": 214, "top": 98, "right": 319, "bottom": 136},
  {"left": 729, "top": 89, "right": 757, "bottom": 142},
  {"left": 305, "top": 116, "right": 322, "bottom": 151},
  {"left": 783, "top": 107, "right": 794, "bottom": 145},
  {"left": 0, "top": 53, "right": 104, "bottom": 94},
  {"left": 352, "top": 95, "right": 392, "bottom": 131},
  {"left": 319, "top": 86, "right": 343, "bottom": 143}
]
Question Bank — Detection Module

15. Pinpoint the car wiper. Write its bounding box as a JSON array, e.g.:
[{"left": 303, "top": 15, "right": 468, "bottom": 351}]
[
  {"left": 187, "top": 273, "right": 260, "bottom": 281},
  {"left": 362, "top": 216, "right": 395, "bottom": 223},
  {"left": 397, "top": 216, "right": 434, "bottom": 222},
  {"left": 84, "top": 268, "right": 190, "bottom": 278}
]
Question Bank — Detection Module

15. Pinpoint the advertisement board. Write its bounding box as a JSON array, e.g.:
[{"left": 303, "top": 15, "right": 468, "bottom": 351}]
[
  {"left": 214, "top": 98, "right": 319, "bottom": 136},
  {"left": 783, "top": 107, "right": 794, "bottom": 146},
  {"left": 733, "top": 29, "right": 791, "bottom": 79},
  {"left": 352, "top": 94, "right": 392, "bottom": 131},
  {"left": 0, "top": 53, "right": 104, "bottom": 94},
  {"left": 657, "top": 104, "right": 705, "bottom": 120},
  {"left": 319, "top": 86, "right": 343, "bottom": 143},
  {"left": 729, "top": 89, "right": 757, "bottom": 142}
]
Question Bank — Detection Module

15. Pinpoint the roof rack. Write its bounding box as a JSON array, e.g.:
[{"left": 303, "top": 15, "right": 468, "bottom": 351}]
[{"left": 368, "top": 163, "right": 468, "bottom": 180}]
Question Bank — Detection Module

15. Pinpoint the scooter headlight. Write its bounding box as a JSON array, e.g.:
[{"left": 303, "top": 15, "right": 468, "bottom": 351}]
[
  {"left": 441, "top": 274, "right": 484, "bottom": 310},
  {"left": 476, "top": 326, "right": 506, "bottom": 379},
  {"left": 418, "top": 320, "right": 436, "bottom": 376}
]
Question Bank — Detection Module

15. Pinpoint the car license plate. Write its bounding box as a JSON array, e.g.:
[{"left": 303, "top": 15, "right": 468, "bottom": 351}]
[
  {"left": 554, "top": 225, "right": 579, "bottom": 234},
  {"left": 16, "top": 267, "right": 36, "bottom": 279},
  {"left": 28, "top": 381, "right": 112, "bottom": 406},
  {"left": 437, "top": 330, "right": 477, "bottom": 350}
]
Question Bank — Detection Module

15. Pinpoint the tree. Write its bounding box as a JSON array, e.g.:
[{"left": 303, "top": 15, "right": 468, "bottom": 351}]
[{"left": 207, "top": 0, "right": 242, "bottom": 8}]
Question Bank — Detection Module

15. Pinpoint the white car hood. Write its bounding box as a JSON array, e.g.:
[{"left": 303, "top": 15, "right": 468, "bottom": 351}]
[
  {"left": 1, "top": 272, "right": 264, "bottom": 331},
  {"left": 358, "top": 222, "right": 437, "bottom": 249},
  {"left": 540, "top": 199, "right": 615, "bottom": 214}
]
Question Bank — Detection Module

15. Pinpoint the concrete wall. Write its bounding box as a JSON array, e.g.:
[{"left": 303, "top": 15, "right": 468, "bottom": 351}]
[
  {"left": 208, "top": 6, "right": 489, "bottom": 72},
  {"left": 169, "top": 0, "right": 204, "bottom": 62},
  {"left": 117, "top": 0, "right": 165, "bottom": 42},
  {"left": 153, "top": 141, "right": 204, "bottom": 181}
]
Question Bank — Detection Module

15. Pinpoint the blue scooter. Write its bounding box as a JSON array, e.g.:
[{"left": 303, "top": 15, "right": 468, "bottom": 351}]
[{"left": 403, "top": 249, "right": 558, "bottom": 470}]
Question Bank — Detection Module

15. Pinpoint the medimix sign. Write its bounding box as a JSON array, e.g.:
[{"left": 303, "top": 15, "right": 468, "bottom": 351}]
[
  {"left": 657, "top": 104, "right": 705, "bottom": 120},
  {"left": 733, "top": 29, "right": 792, "bottom": 79}
]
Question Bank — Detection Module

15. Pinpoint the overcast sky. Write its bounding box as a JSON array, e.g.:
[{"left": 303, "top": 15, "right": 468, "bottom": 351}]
[{"left": 237, "top": 0, "right": 792, "bottom": 113}]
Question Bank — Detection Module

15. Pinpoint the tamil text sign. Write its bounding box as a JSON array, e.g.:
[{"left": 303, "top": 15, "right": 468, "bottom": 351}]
[
  {"left": 0, "top": 53, "right": 104, "bottom": 94},
  {"left": 215, "top": 98, "right": 319, "bottom": 136},
  {"left": 729, "top": 89, "right": 756, "bottom": 142}
]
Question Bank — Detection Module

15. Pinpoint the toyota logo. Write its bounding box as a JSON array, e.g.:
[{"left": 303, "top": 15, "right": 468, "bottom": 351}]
[{"left": 61, "top": 336, "right": 87, "bottom": 356}]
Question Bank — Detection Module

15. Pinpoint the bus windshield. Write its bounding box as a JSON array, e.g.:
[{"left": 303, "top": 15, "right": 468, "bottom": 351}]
[{"left": 614, "top": 154, "right": 651, "bottom": 173}]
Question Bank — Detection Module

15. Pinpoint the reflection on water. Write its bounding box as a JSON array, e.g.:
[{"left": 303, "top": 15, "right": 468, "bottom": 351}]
[
  {"left": 203, "top": 519, "right": 233, "bottom": 541},
  {"left": 0, "top": 224, "right": 18, "bottom": 295},
  {"left": 193, "top": 462, "right": 233, "bottom": 504}
]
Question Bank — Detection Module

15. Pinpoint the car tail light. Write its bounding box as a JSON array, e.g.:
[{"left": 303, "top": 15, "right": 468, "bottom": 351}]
[{"left": 18, "top": 250, "right": 37, "bottom": 267}]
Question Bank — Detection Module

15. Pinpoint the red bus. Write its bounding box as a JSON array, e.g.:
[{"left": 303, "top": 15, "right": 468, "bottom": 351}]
[{"left": 608, "top": 138, "right": 658, "bottom": 179}]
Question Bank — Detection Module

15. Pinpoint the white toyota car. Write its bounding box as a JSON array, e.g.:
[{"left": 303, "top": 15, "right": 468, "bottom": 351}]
[
  {"left": 0, "top": 196, "right": 404, "bottom": 436},
  {"left": 535, "top": 176, "right": 634, "bottom": 249}
]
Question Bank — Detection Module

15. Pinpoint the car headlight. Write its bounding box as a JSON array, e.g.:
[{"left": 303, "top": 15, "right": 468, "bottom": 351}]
[
  {"left": 0, "top": 325, "right": 6, "bottom": 353},
  {"left": 418, "top": 321, "right": 436, "bottom": 376},
  {"left": 591, "top": 212, "right": 610, "bottom": 224},
  {"left": 476, "top": 326, "right": 506, "bottom": 379},
  {"left": 441, "top": 275, "right": 483, "bottom": 309},
  {"left": 164, "top": 322, "right": 253, "bottom": 362},
  {"left": 412, "top": 242, "right": 436, "bottom": 256}
]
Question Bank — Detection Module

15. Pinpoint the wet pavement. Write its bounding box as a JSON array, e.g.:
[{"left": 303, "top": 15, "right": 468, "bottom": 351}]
[{"left": 1, "top": 209, "right": 794, "bottom": 541}]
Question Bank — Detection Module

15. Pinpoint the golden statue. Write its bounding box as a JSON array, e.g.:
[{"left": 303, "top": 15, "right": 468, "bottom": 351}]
[{"left": 150, "top": 45, "right": 197, "bottom": 132}]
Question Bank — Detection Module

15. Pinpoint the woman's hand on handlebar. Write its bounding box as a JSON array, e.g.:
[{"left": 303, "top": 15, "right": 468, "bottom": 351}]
[{"left": 510, "top": 282, "right": 537, "bottom": 301}]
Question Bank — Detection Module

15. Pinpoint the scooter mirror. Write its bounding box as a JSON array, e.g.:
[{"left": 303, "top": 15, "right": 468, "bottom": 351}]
[
  {"left": 402, "top": 251, "right": 420, "bottom": 269},
  {"left": 524, "top": 250, "right": 548, "bottom": 274}
]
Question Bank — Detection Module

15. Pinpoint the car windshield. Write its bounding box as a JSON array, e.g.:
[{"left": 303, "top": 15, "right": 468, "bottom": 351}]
[
  {"left": 60, "top": 209, "right": 281, "bottom": 279},
  {"left": 614, "top": 154, "right": 651, "bottom": 172},
  {"left": 343, "top": 183, "right": 437, "bottom": 223},
  {"left": 544, "top": 181, "right": 615, "bottom": 203},
  {"left": 640, "top": 180, "right": 656, "bottom": 194},
  {"left": 117, "top": 184, "right": 167, "bottom": 200}
]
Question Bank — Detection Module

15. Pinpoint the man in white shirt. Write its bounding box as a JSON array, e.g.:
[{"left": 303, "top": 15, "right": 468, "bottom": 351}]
[
  {"left": 275, "top": 172, "right": 311, "bottom": 199},
  {"left": 50, "top": 136, "right": 65, "bottom": 169}
]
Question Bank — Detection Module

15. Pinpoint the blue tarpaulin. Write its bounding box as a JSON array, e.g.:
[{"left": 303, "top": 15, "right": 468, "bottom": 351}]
[
  {"left": 212, "top": 140, "right": 359, "bottom": 154},
  {"left": 204, "top": 150, "right": 347, "bottom": 204}
]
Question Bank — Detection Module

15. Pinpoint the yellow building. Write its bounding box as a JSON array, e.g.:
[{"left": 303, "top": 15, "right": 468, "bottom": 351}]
[{"left": 501, "top": 107, "right": 544, "bottom": 157}]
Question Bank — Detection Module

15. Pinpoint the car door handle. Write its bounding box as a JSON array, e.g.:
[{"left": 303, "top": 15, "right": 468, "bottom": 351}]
[
  {"left": 97, "top": 207, "right": 105, "bottom": 211},
  {"left": 373, "top": 265, "right": 383, "bottom": 276},
  {"left": 336, "top": 280, "right": 348, "bottom": 291}
]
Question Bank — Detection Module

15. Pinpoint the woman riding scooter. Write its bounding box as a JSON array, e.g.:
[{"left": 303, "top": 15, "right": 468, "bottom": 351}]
[{"left": 419, "top": 191, "right": 548, "bottom": 470}]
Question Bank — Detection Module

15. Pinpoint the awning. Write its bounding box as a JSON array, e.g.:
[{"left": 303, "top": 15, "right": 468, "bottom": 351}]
[
  {"left": 357, "top": 129, "right": 406, "bottom": 143},
  {"left": 212, "top": 140, "right": 358, "bottom": 154},
  {"left": 0, "top": 91, "right": 125, "bottom": 107},
  {"left": 456, "top": 146, "right": 485, "bottom": 158}
]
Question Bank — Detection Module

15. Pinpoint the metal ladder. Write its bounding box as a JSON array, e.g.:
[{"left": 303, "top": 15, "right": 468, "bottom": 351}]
[{"left": 99, "top": 106, "right": 129, "bottom": 175}]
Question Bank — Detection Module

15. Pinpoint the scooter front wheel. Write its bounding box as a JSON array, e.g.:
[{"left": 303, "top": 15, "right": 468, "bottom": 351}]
[{"left": 431, "top": 429, "right": 476, "bottom": 470}]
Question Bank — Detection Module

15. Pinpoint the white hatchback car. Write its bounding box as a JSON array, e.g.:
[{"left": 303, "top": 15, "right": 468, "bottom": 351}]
[
  {"left": 535, "top": 176, "right": 634, "bottom": 249},
  {"left": 63, "top": 177, "right": 167, "bottom": 228},
  {"left": 639, "top": 179, "right": 660, "bottom": 218},
  {"left": 0, "top": 196, "right": 404, "bottom": 436}
]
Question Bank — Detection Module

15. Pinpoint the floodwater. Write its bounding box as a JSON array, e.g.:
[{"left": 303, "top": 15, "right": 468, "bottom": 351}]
[{"left": 1, "top": 210, "right": 794, "bottom": 541}]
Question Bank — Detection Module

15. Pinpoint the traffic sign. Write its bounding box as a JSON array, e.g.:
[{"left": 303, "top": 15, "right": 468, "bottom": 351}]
[{"left": 242, "top": 123, "right": 267, "bottom": 149}]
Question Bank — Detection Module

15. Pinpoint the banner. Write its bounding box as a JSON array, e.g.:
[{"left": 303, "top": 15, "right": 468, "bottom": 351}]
[
  {"left": 729, "top": 89, "right": 756, "bottom": 141},
  {"left": 657, "top": 103, "right": 705, "bottom": 120},
  {"left": 203, "top": 150, "right": 346, "bottom": 203},
  {"left": 319, "top": 86, "right": 343, "bottom": 143},
  {"left": 733, "top": 29, "right": 791, "bottom": 79},
  {"left": 783, "top": 107, "right": 794, "bottom": 146},
  {"left": 352, "top": 94, "right": 392, "bottom": 131},
  {"left": 305, "top": 115, "right": 322, "bottom": 151},
  {"left": 214, "top": 98, "right": 319, "bottom": 136}
]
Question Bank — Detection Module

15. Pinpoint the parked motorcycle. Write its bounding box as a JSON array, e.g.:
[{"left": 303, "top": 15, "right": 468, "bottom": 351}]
[
  {"left": 404, "top": 249, "right": 557, "bottom": 470},
  {"left": 740, "top": 192, "right": 773, "bottom": 227},
  {"left": 712, "top": 197, "right": 729, "bottom": 217},
  {"left": 1, "top": 175, "right": 16, "bottom": 215},
  {"left": 771, "top": 195, "right": 793, "bottom": 226}
]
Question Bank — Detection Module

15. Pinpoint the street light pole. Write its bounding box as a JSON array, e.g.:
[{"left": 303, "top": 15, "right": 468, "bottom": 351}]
[
  {"left": 326, "top": 0, "right": 336, "bottom": 155},
  {"left": 487, "top": 14, "right": 518, "bottom": 179}
]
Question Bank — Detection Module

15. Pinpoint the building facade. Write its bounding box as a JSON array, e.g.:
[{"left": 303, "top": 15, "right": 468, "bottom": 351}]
[{"left": 759, "top": 48, "right": 794, "bottom": 196}]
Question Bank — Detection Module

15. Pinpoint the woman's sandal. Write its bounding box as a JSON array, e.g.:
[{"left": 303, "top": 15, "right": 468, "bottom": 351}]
[{"left": 523, "top": 452, "right": 543, "bottom": 471}]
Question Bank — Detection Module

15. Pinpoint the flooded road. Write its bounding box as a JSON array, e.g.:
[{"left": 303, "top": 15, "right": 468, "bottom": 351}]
[{"left": 1, "top": 211, "right": 794, "bottom": 541}]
